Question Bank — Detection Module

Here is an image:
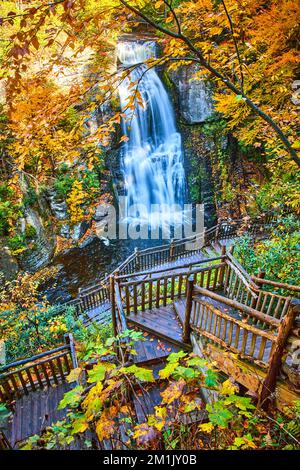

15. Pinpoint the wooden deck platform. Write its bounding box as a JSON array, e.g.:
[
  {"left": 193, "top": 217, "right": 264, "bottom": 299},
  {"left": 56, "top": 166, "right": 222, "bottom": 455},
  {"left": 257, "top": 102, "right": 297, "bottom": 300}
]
[
  {"left": 127, "top": 305, "right": 189, "bottom": 349},
  {"left": 5, "top": 382, "right": 73, "bottom": 448}
]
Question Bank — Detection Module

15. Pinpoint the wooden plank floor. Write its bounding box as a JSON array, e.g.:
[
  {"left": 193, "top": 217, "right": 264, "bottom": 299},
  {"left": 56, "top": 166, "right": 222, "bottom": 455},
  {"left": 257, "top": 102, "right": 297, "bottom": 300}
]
[
  {"left": 131, "top": 329, "right": 181, "bottom": 365},
  {"left": 127, "top": 305, "right": 188, "bottom": 348},
  {"left": 132, "top": 381, "right": 207, "bottom": 426},
  {"left": 81, "top": 300, "right": 111, "bottom": 327},
  {"left": 5, "top": 382, "right": 73, "bottom": 448}
]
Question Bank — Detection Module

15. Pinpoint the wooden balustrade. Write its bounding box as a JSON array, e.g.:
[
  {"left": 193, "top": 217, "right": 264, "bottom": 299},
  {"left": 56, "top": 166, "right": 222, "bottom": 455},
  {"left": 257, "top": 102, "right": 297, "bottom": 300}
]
[
  {"left": 190, "top": 299, "right": 278, "bottom": 368},
  {"left": 223, "top": 252, "right": 292, "bottom": 324},
  {"left": 116, "top": 214, "right": 279, "bottom": 276},
  {"left": 114, "top": 279, "right": 128, "bottom": 335},
  {"left": 118, "top": 264, "right": 225, "bottom": 317},
  {"left": 251, "top": 276, "right": 300, "bottom": 296},
  {"left": 67, "top": 284, "right": 110, "bottom": 317},
  {"left": 0, "top": 334, "right": 77, "bottom": 404},
  {"left": 259, "top": 299, "right": 300, "bottom": 409}
]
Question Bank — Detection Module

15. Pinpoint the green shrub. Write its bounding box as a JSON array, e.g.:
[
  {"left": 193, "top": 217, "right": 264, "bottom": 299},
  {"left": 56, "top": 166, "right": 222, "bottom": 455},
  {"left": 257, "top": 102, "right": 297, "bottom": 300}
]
[
  {"left": 53, "top": 173, "right": 75, "bottom": 200},
  {"left": 23, "top": 187, "right": 38, "bottom": 208},
  {"left": 0, "top": 184, "right": 19, "bottom": 236},
  {"left": 0, "top": 304, "right": 84, "bottom": 363},
  {"left": 7, "top": 234, "right": 27, "bottom": 254},
  {"left": 25, "top": 223, "right": 37, "bottom": 240},
  {"left": 234, "top": 215, "right": 300, "bottom": 288},
  {"left": 82, "top": 169, "right": 100, "bottom": 192}
]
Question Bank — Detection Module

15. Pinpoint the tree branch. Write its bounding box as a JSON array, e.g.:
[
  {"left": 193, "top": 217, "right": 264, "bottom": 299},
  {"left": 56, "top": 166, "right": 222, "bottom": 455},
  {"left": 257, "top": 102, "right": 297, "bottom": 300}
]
[
  {"left": 119, "top": 0, "right": 300, "bottom": 167},
  {"left": 221, "top": 0, "right": 244, "bottom": 92}
]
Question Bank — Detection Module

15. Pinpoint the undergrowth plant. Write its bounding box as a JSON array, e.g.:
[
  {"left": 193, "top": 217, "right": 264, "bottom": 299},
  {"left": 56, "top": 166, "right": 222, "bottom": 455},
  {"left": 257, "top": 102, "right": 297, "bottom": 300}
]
[{"left": 22, "top": 331, "right": 300, "bottom": 450}]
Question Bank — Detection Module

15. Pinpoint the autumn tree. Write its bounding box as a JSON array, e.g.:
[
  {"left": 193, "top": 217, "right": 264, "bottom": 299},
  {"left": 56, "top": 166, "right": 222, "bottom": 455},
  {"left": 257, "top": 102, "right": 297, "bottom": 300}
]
[{"left": 0, "top": 0, "right": 299, "bottom": 217}]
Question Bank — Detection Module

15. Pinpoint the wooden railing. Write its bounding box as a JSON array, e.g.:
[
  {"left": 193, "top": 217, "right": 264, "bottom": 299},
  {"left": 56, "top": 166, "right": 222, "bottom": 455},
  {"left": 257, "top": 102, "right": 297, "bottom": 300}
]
[
  {"left": 0, "top": 334, "right": 78, "bottom": 404},
  {"left": 116, "top": 214, "right": 281, "bottom": 276},
  {"left": 224, "top": 252, "right": 293, "bottom": 323},
  {"left": 65, "top": 210, "right": 290, "bottom": 314},
  {"left": 116, "top": 261, "right": 226, "bottom": 318},
  {"left": 185, "top": 280, "right": 300, "bottom": 408},
  {"left": 67, "top": 283, "right": 110, "bottom": 317},
  {"left": 190, "top": 285, "right": 279, "bottom": 369},
  {"left": 113, "top": 246, "right": 299, "bottom": 405}
]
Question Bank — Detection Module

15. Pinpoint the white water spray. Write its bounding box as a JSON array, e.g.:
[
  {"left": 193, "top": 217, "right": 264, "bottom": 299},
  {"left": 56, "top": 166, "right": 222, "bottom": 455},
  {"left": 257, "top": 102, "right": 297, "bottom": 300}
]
[{"left": 117, "top": 41, "right": 186, "bottom": 229}]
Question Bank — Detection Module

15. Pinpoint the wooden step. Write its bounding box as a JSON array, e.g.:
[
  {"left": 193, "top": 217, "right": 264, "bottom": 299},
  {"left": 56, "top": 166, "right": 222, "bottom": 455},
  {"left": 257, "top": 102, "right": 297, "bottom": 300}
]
[
  {"left": 173, "top": 298, "right": 186, "bottom": 325},
  {"left": 132, "top": 331, "right": 182, "bottom": 364},
  {"left": 127, "top": 306, "right": 190, "bottom": 350},
  {"left": 132, "top": 382, "right": 208, "bottom": 425}
]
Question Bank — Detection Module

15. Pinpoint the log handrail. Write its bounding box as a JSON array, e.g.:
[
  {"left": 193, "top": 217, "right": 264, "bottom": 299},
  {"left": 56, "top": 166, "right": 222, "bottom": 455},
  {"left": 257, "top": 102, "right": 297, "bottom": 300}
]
[
  {"left": 119, "top": 262, "right": 226, "bottom": 288},
  {"left": 114, "top": 280, "right": 128, "bottom": 333},
  {"left": 226, "top": 260, "right": 258, "bottom": 297},
  {"left": 193, "top": 285, "right": 280, "bottom": 328},
  {"left": 116, "top": 213, "right": 282, "bottom": 276},
  {"left": 0, "top": 334, "right": 78, "bottom": 403},
  {"left": 115, "top": 254, "right": 225, "bottom": 280},
  {"left": 191, "top": 299, "right": 277, "bottom": 342},
  {"left": 259, "top": 299, "right": 300, "bottom": 410},
  {"left": 226, "top": 252, "right": 259, "bottom": 289},
  {"left": 251, "top": 276, "right": 300, "bottom": 294},
  {"left": 0, "top": 344, "right": 70, "bottom": 374},
  {"left": 65, "top": 210, "right": 293, "bottom": 302}
]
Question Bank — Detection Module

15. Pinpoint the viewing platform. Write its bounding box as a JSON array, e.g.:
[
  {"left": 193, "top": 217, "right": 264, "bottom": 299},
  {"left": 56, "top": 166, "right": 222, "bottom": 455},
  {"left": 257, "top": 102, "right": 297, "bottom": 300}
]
[{"left": 1, "top": 213, "right": 299, "bottom": 448}]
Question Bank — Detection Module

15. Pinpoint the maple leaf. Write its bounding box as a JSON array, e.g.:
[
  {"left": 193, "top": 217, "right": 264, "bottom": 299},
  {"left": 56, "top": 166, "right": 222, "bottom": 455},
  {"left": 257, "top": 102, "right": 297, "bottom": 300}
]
[
  {"left": 95, "top": 410, "right": 115, "bottom": 441},
  {"left": 133, "top": 423, "right": 160, "bottom": 446},
  {"left": 199, "top": 422, "right": 214, "bottom": 433},
  {"left": 124, "top": 365, "right": 154, "bottom": 382},
  {"left": 161, "top": 378, "right": 185, "bottom": 405}
]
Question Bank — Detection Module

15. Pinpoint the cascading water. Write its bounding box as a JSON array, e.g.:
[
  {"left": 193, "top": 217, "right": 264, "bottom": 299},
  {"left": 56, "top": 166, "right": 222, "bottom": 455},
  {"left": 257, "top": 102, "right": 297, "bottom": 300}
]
[{"left": 117, "top": 41, "right": 186, "bottom": 230}]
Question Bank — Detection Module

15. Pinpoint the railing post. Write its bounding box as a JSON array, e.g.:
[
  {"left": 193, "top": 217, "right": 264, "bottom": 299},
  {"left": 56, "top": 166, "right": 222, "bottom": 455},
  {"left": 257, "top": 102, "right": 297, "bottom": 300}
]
[
  {"left": 183, "top": 276, "right": 194, "bottom": 344},
  {"left": 135, "top": 247, "right": 140, "bottom": 271},
  {"left": 215, "top": 223, "right": 220, "bottom": 241},
  {"left": 110, "top": 275, "right": 117, "bottom": 337},
  {"left": 169, "top": 238, "right": 175, "bottom": 261},
  {"left": 64, "top": 333, "right": 78, "bottom": 369},
  {"left": 219, "top": 245, "right": 226, "bottom": 288},
  {"left": 204, "top": 227, "right": 208, "bottom": 246},
  {"left": 250, "top": 270, "right": 265, "bottom": 308},
  {"left": 259, "top": 298, "right": 300, "bottom": 410}
]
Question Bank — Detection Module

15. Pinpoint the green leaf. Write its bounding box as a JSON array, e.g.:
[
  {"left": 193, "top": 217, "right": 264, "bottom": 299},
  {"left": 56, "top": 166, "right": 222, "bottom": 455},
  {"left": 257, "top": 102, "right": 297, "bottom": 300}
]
[
  {"left": 204, "top": 369, "right": 219, "bottom": 388},
  {"left": 208, "top": 405, "right": 233, "bottom": 427},
  {"left": 124, "top": 364, "right": 154, "bottom": 382},
  {"left": 159, "top": 361, "right": 178, "bottom": 379},
  {"left": 187, "top": 356, "right": 207, "bottom": 368},
  {"left": 173, "top": 365, "right": 201, "bottom": 380},
  {"left": 87, "top": 362, "right": 115, "bottom": 383},
  {"left": 58, "top": 385, "right": 83, "bottom": 410},
  {"left": 87, "top": 364, "right": 107, "bottom": 383},
  {"left": 167, "top": 351, "right": 187, "bottom": 363},
  {"left": 71, "top": 415, "right": 89, "bottom": 434}
]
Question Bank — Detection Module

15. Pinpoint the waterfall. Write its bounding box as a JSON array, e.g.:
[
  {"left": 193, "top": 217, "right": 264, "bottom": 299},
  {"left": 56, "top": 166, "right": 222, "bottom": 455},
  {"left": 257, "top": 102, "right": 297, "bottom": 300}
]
[{"left": 117, "top": 41, "right": 186, "bottom": 230}]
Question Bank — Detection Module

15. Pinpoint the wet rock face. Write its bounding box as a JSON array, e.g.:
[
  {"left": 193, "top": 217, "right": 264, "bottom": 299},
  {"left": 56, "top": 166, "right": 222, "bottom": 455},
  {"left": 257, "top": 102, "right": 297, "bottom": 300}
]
[
  {"left": 19, "top": 207, "right": 56, "bottom": 272},
  {"left": 46, "top": 189, "right": 68, "bottom": 221},
  {"left": 168, "top": 65, "right": 213, "bottom": 124},
  {"left": 0, "top": 245, "right": 19, "bottom": 280}
]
